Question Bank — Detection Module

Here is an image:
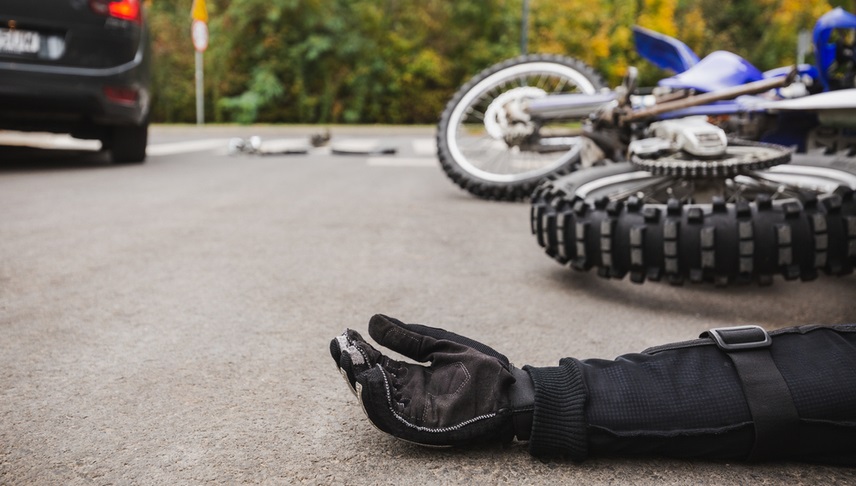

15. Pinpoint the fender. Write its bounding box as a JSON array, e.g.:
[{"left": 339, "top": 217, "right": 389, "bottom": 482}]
[
  {"left": 758, "top": 89, "right": 856, "bottom": 111},
  {"left": 633, "top": 26, "right": 700, "bottom": 74}
]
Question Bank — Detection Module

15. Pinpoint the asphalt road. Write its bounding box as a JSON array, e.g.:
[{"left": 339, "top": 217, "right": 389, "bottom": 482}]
[{"left": 2, "top": 126, "right": 855, "bottom": 485}]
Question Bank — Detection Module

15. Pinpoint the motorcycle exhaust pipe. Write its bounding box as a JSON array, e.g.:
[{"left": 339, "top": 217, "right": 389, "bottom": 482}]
[{"left": 526, "top": 93, "right": 617, "bottom": 119}]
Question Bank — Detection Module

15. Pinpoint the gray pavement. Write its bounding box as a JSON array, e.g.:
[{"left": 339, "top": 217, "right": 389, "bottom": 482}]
[{"left": 2, "top": 125, "right": 855, "bottom": 484}]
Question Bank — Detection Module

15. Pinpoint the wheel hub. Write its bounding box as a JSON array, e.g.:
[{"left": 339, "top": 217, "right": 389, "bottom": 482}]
[{"left": 483, "top": 87, "right": 546, "bottom": 145}]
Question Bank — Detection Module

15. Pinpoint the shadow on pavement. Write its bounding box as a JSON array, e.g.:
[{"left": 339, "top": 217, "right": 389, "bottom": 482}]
[
  {"left": 548, "top": 266, "right": 856, "bottom": 327},
  {"left": 0, "top": 145, "right": 114, "bottom": 172}
]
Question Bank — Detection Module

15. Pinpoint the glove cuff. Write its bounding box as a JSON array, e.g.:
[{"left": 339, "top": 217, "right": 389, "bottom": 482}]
[{"left": 524, "top": 358, "right": 588, "bottom": 460}]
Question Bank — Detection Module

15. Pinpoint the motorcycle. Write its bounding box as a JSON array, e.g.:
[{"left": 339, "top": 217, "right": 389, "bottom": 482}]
[
  {"left": 437, "top": 7, "right": 856, "bottom": 201},
  {"left": 438, "top": 8, "right": 856, "bottom": 285}
]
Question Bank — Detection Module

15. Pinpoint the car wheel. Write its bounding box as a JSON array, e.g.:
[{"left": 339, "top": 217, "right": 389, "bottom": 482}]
[{"left": 107, "top": 122, "right": 148, "bottom": 164}]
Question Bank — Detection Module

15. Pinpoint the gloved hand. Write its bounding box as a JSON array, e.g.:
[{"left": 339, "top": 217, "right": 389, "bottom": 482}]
[{"left": 330, "top": 314, "right": 535, "bottom": 447}]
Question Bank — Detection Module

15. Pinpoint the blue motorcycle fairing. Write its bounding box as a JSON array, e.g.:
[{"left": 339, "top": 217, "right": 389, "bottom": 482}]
[
  {"left": 658, "top": 51, "right": 763, "bottom": 93},
  {"left": 813, "top": 7, "right": 856, "bottom": 91},
  {"left": 633, "top": 26, "right": 700, "bottom": 74}
]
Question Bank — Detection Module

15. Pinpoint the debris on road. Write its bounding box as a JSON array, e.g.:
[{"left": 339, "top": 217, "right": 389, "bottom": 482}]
[
  {"left": 330, "top": 139, "right": 397, "bottom": 156},
  {"left": 227, "top": 130, "right": 397, "bottom": 157},
  {"left": 228, "top": 136, "right": 310, "bottom": 156}
]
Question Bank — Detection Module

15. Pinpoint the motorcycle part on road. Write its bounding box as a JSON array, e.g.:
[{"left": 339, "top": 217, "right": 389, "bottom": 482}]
[{"left": 531, "top": 161, "right": 856, "bottom": 285}]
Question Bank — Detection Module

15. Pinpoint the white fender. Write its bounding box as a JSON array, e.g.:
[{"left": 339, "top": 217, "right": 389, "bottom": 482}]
[{"left": 759, "top": 89, "right": 856, "bottom": 111}]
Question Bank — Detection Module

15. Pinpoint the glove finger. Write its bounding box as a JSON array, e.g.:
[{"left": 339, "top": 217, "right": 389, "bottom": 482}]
[
  {"left": 330, "top": 329, "right": 371, "bottom": 375},
  {"left": 331, "top": 329, "right": 382, "bottom": 394},
  {"left": 330, "top": 329, "right": 364, "bottom": 366},
  {"left": 367, "top": 314, "right": 509, "bottom": 365}
]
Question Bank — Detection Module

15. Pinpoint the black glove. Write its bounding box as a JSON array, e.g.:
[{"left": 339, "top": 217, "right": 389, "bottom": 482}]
[{"left": 330, "top": 314, "right": 535, "bottom": 447}]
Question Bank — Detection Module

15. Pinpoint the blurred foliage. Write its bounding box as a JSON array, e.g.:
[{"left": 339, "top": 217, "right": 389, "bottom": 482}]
[{"left": 145, "top": 0, "right": 855, "bottom": 124}]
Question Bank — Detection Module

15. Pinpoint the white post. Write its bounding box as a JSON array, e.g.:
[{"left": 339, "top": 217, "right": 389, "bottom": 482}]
[
  {"left": 797, "top": 30, "right": 810, "bottom": 66},
  {"left": 195, "top": 50, "right": 204, "bottom": 125}
]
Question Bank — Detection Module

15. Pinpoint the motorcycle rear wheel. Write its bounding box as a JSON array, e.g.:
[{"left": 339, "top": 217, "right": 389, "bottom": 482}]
[
  {"left": 437, "top": 54, "right": 605, "bottom": 201},
  {"left": 531, "top": 161, "right": 856, "bottom": 285}
]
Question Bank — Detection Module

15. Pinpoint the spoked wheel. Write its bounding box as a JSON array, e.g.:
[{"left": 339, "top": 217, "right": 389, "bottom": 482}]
[
  {"left": 437, "top": 54, "right": 605, "bottom": 201},
  {"left": 531, "top": 161, "right": 856, "bottom": 285}
]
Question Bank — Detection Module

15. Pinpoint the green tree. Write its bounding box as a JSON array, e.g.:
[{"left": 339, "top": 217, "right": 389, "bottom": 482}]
[
  {"left": 146, "top": 0, "right": 197, "bottom": 122},
  {"left": 144, "top": 0, "right": 854, "bottom": 124}
]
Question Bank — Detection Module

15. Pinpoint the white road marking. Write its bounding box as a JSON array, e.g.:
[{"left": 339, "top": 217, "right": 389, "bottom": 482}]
[
  {"left": 367, "top": 157, "right": 436, "bottom": 167},
  {"left": 0, "top": 132, "right": 230, "bottom": 156},
  {"left": 412, "top": 138, "right": 436, "bottom": 156},
  {"left": 0, "top": 132, "right": 440, "bottom": 166},
  {"left": 146, "top": 139, "right": 230, "bottom": 156},
  {"left": 0, "top": 132, "right": 101, "bottom": 150}
]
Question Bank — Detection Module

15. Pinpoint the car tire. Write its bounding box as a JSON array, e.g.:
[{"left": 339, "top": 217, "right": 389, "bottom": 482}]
[{"left": 107, "top": 122, "right": 148, "bottom": 164}]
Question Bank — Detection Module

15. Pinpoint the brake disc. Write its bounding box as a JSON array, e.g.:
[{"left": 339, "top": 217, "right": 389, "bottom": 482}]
[
  {"left": 483, "top": 87, "right": 546, "bottom": 143},
  {"left": 630, "top": 139, "right": 793, "bottom": 177}
]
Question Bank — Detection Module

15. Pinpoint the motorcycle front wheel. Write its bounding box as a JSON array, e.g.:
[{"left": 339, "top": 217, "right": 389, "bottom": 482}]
[
  {"left": 437, "top": 54, "right": 605, "bottom": 201},
  {"left": 531, "top": 160, "right": 856, "bottom": 285}
]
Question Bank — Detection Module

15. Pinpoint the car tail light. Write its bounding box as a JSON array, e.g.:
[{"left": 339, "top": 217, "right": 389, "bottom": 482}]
[
  {"left": 104, "top": 86, "right": 140, "bottom": 105},
  {"left": 90, "top": 0, "right": 142, "bottom": 23}
]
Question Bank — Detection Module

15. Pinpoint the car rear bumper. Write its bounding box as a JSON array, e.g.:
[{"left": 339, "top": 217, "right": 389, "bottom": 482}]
[{"left": 0, "top": 34, "right": 150, "bottom": 138}]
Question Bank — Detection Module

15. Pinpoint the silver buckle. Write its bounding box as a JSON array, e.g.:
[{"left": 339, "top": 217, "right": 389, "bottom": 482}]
[{"left": 707, "top": 325, "right": 772, "bottom": 351}]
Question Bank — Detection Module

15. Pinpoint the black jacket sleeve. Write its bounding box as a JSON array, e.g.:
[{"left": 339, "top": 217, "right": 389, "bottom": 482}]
[{"left": 524, "top": 324, "right": 856, "bottom": 464}]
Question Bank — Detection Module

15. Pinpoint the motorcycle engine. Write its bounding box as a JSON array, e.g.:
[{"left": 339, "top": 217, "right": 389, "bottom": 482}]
[{"left": 629, "top": 117, "right": 728, "bottom": 159}]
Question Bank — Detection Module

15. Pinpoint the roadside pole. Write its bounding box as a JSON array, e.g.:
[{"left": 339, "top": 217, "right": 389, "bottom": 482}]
[
  {"left": 195, "top": 50, "right": 204, "bottom": 125},
  {"left": 521, "top": 0, "right": 529, "bottom": 54},
  {"left": 191, "top": 0, "right": 209, "bottom": 125}
]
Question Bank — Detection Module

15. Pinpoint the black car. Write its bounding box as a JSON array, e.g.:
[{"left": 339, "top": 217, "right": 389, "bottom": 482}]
[{"left": 0, "top": 0, "right": 151, "bottom": 163}]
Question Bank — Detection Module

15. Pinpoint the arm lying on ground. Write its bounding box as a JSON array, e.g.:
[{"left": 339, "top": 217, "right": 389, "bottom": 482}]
[{"left": 331, "top": 315, "right": 856, "bottom": 465}]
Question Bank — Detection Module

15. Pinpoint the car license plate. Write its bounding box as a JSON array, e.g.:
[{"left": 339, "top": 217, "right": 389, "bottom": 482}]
[{"left": 0, "top": 28, "right": 40, "bottom": 55}]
